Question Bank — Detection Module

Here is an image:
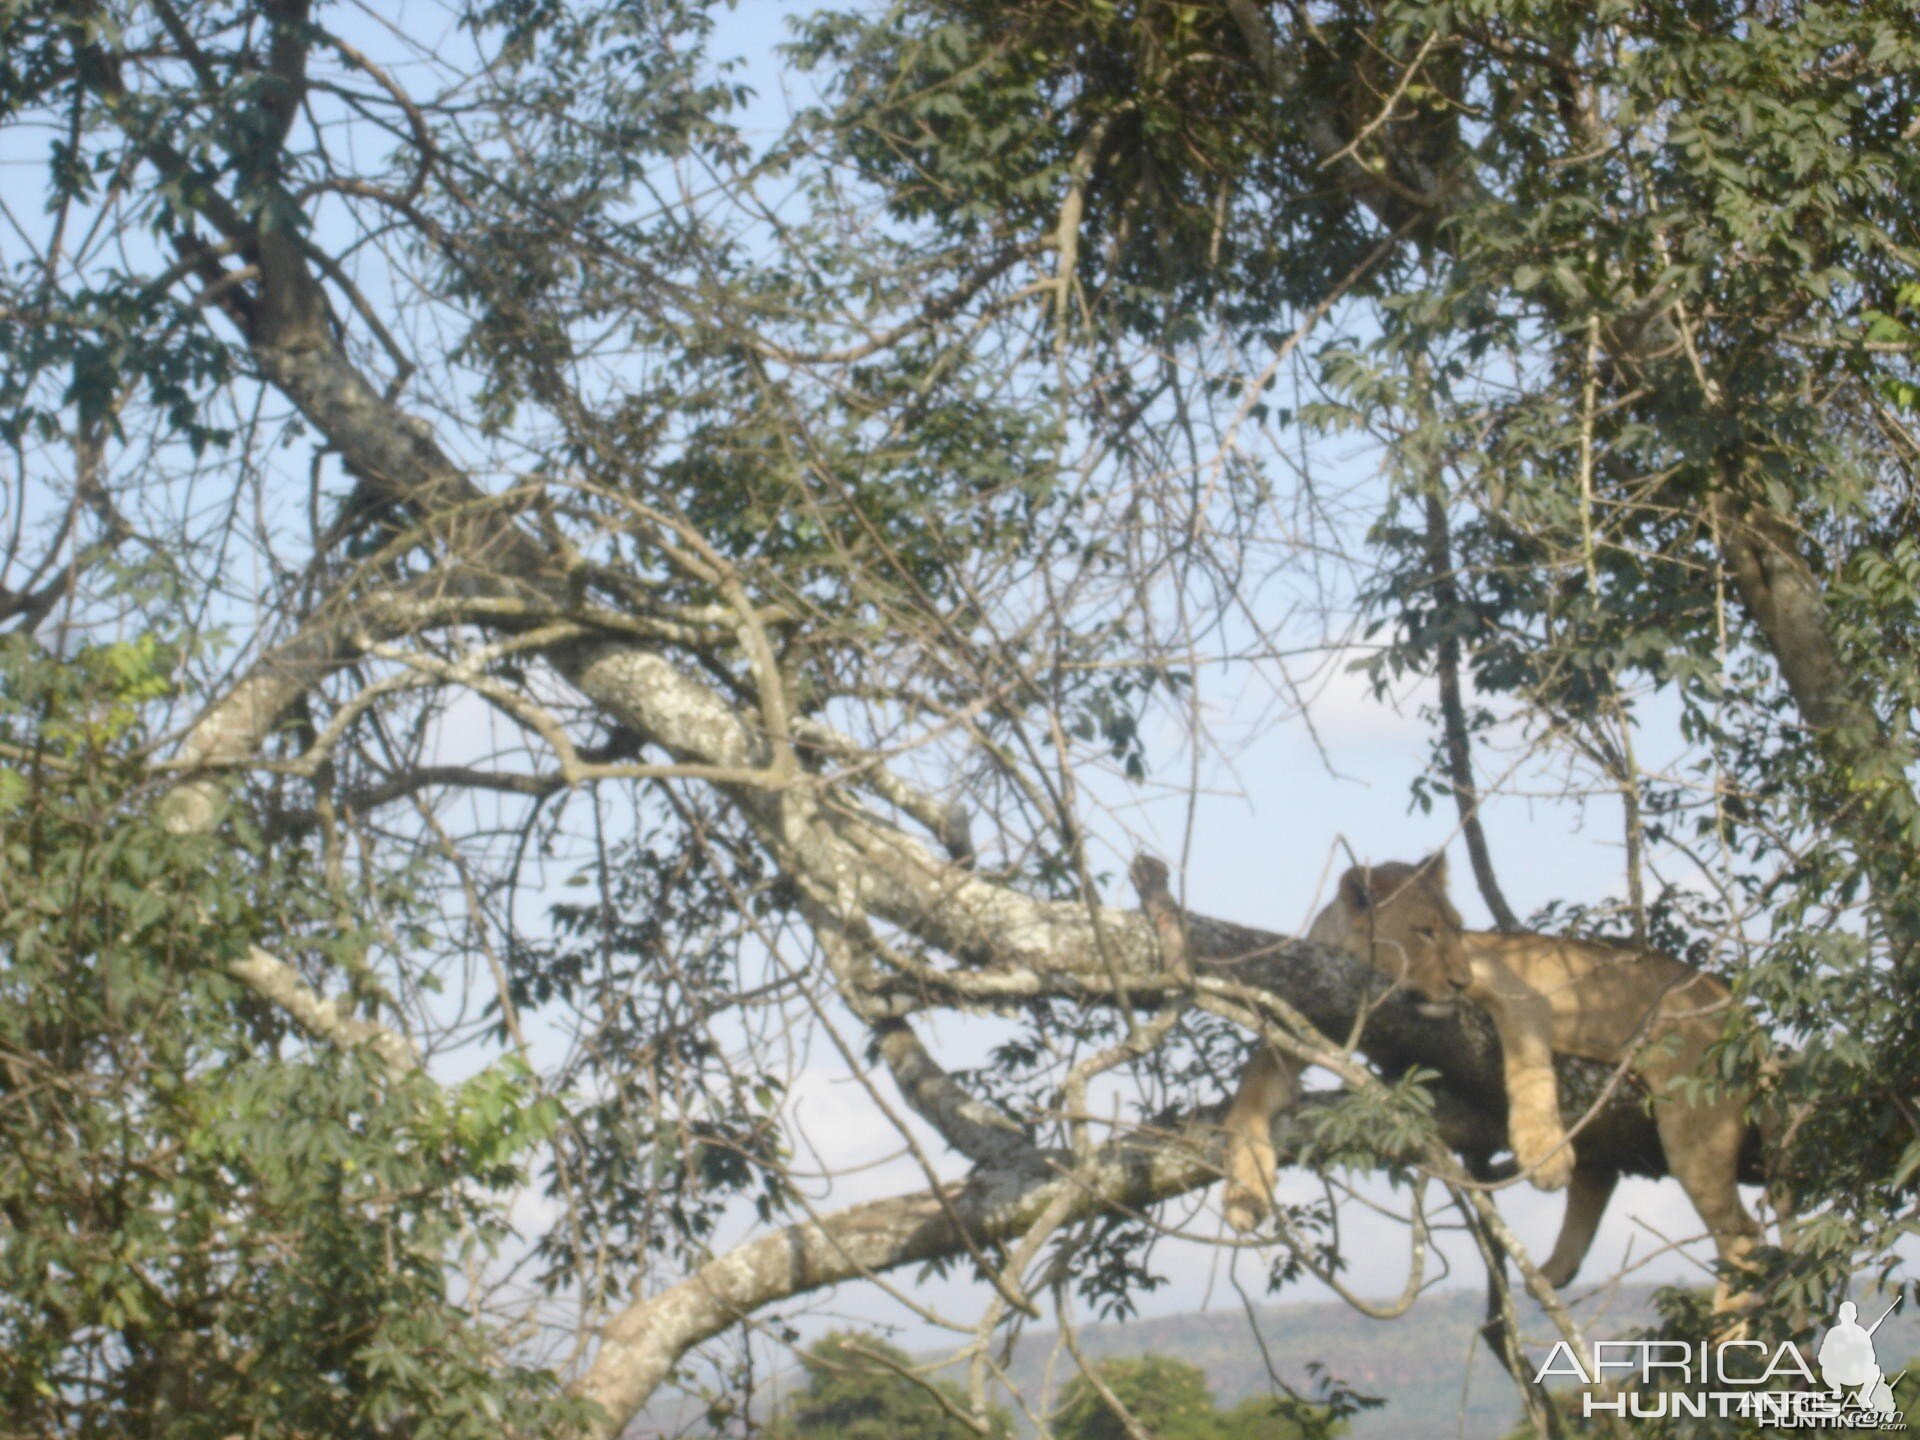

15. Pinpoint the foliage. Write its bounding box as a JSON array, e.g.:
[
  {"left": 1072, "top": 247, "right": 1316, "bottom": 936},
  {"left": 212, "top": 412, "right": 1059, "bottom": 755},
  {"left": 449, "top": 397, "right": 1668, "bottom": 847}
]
[
  {"left": 1051, "top": 1353, "right": 1345, "bottom": 1440},
  {"left": 0, "top": 634, "right": 585, "bottom": 1439},
  {"left": 805, "top": 0, "right": 1920, "bottom": 1363},
  {"left": 761, "top": 1331, "right": 1011, "bottom": 1440},
  {"left": 3, "top": 0, "right": 1920, "bottom": 1437}
]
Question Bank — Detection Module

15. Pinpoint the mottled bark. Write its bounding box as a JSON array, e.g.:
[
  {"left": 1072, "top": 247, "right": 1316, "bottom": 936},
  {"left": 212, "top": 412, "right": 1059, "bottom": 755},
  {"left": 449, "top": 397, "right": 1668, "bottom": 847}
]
[
  {"left": 121, "top": 85, "right": 1771, "bottom": 1438},
  {"left": 1710, "top": 491, "right": 1920, "bottom": 955},
  {"left": 574, "top": 1142, "right": 1207, "bottom": 1437},
  {"left": 574, "top": 1090, "right": 1509, "bottom": 1440},
  {"left": 227, "top": 945, "right": 419, "bottom": 1077}
]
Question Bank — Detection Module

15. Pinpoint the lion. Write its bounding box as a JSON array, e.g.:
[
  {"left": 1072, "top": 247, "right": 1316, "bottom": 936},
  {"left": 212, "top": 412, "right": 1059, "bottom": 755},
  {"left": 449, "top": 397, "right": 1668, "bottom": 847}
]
[{"left": 1220, "top": 854, "right": 1762, "bottom": 1297}]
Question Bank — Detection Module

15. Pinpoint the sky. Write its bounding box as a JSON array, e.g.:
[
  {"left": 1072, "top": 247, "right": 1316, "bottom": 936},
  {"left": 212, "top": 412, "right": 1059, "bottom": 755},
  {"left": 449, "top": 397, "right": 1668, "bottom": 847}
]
[
  {"left": 616, "top": 0, "right": 1766, "bottom": 1354},
  {"left": 382, "top": 0, "right": 1877, "bottom": 1384},
  {"left": 5, "top": 0, "right": 1905, "bottom": 1412},
  {"left": 576, "top": 12, "right": 1898, "bottom": 1414}
]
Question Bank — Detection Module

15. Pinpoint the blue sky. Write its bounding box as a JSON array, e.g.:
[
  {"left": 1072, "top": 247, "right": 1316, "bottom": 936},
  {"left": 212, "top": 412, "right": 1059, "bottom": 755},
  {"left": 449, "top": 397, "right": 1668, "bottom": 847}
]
[
  {"left": 604, "top": 4, "right": 1902, "bottom": 1387},
  {"left": 6, "top": 0, "right": 1902, "bottom": 1410}
]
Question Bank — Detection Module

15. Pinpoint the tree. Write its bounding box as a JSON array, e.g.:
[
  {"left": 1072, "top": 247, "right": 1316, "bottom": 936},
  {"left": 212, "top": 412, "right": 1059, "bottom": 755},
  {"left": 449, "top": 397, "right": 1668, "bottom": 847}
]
[
  {"left": 2, "top": 2, "right": 1917, "bottom": 1438},
  {"left": 1052, "top": 1354, "right": 1341, "bottom": 1440},
  {"left": 1218, "top": 1394, "right": 1348, "bottom": 1440},
  {"left": 1053, "top": 1355, "right": 1221, "bottom": 1440},
  {"left": 0, "top": 634, "right": 587, "bottom": 1437},
  {"left": 762, "top": 1332, "right": 1010, "bottom": 1440}
]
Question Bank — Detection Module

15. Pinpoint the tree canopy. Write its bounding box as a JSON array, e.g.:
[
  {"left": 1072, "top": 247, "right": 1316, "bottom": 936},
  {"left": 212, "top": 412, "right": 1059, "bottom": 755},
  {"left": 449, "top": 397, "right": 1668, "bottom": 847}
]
[
  {"left": 2, "top": 1, "right": 1918, "bottom": 1437},
  {"left": 761, "top": 1331, "right": 1011, "bottom": 1440},
  {"left": 1051, "top": 1353, "right": 1344, "bottom": 1440}
]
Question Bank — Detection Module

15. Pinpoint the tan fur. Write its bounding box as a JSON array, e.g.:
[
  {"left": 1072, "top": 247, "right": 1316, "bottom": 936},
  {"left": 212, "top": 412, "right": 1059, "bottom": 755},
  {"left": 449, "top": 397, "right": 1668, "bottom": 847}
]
[
  {"left": 1220, "top": 1047, "right": 1299, "bottom": 1233},
  {"left": 1222, "top": 856, "right": 1761, "bottom": 1302}
]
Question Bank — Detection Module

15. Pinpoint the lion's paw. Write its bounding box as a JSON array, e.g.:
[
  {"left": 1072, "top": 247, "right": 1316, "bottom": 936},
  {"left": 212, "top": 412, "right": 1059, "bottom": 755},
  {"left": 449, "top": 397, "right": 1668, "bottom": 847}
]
[
  {"left": 1223, "top": 1186, "right": 1266, "bottom": 1234},
  {"left": 1514, "top": 1133, "right": 1575, "bottom": 1191},
  {"left": 1539, "top": 1255, "right": 1579, "bottom": 1289}
]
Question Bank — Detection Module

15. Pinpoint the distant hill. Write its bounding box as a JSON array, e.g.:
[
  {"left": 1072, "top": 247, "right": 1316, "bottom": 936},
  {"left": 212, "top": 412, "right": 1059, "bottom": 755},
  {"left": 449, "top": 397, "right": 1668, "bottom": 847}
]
[
  {"left": 949, "top": 1287, "right": 1636, "bottom": 1440},
  {"left": 629, "top": 1284, "right": 1919, "bottom": 1440},
  {"left": 955, "top": 1286, "right": 1912, "bottom": 1439}
]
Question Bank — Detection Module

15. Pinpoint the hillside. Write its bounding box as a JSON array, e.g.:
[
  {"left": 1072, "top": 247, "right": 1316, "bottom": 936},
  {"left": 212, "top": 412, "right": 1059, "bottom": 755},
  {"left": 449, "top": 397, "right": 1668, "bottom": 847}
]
[
  {"left": 966, "top": 1286, "right": 1631, "bottom": 1439},
  {"left": 632, "top": 1285, "right": 1918, "bottom": 1440},
  {"left": 970, "top": 1286, "right": 1917, "bottom": 1439}
]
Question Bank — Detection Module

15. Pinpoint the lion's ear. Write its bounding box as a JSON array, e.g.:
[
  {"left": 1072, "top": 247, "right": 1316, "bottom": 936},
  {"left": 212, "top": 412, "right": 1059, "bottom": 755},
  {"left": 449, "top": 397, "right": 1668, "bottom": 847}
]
[
  {"left": 1338, "top": 865, "right": 1373, "bottom": 913},
  {"left": 1421, "top": 851, "right": 1449, "bottom": 884}
]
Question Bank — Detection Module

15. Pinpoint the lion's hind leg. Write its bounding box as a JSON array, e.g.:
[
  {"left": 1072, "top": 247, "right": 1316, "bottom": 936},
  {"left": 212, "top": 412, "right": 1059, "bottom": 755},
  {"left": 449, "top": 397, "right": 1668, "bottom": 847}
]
[
  {"left": 1654, "top": 1092, "right": 1761, "bottom": 1311},
  {"left": 1539, "top": 1164, "right": 1619, "bottom": 1288}
]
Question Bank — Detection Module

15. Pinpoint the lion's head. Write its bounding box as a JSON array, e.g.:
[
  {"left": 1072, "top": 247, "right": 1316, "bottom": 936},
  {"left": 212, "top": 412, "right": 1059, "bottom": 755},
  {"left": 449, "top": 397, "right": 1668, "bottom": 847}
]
[{"left": 1330, "top": 854, "right": 1469, "bottom": 1003}]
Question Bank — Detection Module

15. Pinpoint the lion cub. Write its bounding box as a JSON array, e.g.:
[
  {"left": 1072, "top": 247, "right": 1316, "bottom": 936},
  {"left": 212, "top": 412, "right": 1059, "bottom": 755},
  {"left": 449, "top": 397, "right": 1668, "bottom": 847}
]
[{"left": 1221, "top": 855, "right": 1760, "bottom": 1294}]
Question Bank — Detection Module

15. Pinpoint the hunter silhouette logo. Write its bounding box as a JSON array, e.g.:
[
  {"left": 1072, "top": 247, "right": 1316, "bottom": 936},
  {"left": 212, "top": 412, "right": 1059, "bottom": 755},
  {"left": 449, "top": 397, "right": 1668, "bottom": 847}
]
[
  {"left": 1533, "top": 1292, "right": 1908, "bottom": 1428},
  {"left": 1819, "top": 1300, "right": 1903, "bottom": 1418}
]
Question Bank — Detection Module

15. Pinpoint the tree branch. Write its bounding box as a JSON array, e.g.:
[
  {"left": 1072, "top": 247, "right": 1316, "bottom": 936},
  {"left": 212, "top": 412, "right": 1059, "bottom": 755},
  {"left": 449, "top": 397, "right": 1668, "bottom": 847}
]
[
  {"left": 1216, "top": 1, "right": 1920, "bottom": 959},
  {"left": 1423, "top": 488, "right": 1521, "bottom": 932},
  {"left": 229, "top": 944, "right": 419, "bottom": 1077},
  {"left": 574, "top": 1090, "right": 1507, "bottom": 1439}
]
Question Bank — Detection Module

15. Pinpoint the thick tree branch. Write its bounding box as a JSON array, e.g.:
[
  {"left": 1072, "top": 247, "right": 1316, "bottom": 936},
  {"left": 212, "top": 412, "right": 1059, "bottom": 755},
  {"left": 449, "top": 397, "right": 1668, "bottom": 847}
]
[
  {"left": 162, "top": 571, "right": 546, "bottom": 831},
  {"left": 1711, "top": 488, "right": 1920, "bottom": 955},
  {"left": 228, "top": 944, "right": 419, "bottom": 1077},
  {"left": 150, "top": 215, "right": 1725, "bottom": 1245},
  {"left": 870, "top": 1017, "right": 1038, "bottom": 1168},
  {"left": 574, "top": 1091, "right": 1507, "bottom": 1439}
]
